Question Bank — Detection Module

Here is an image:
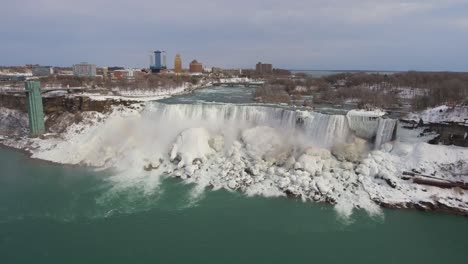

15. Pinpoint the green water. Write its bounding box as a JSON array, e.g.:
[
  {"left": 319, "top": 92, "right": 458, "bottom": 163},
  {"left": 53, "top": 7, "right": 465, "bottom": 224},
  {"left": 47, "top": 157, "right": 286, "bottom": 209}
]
[
  {"left": 0, "top": 147, "right": 467, "bottom": 263},
  {"left": 160, "top": 85, "right": 256, "bottom": 104},
  {"left": 159, "top": 85, "right": 353, "bottom": 115}
]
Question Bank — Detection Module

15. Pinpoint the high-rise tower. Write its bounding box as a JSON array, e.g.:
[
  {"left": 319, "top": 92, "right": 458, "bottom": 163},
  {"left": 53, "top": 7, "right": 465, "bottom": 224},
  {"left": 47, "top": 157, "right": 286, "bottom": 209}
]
[
  {"left": 154, "top": 50, "right": 162, "bottom": 69},
  {"left": 151, "top": 50, "right": 167, "bottom": 73},
  {"left": 174, "top": 54, "right": 182, "bottom": 73}
]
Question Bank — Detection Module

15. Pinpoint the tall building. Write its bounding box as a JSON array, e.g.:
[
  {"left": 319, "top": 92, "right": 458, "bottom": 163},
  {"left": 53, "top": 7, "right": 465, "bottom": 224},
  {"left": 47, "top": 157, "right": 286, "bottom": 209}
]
[
  {"left": 189, "top": 60, "right": 203, "bottom": 73},
  {"left": 174, "top": 54, "right": 182, "bottom": 73},
  {"left": 255, "top": 62, "right": 273, "bottom": 74},
  {"left": 73, "top": 63, "right": 96, "bottom": 77},
  {"left": 151, "top": 50, "right": 167, "bottom": 73},
  {"left": 32, "top": 66, "right": 54, "bottom": 76},
  {"left": 154, "top": 51, "right": 162, "bottom": 69},
  {"left": 102, "top": 67, "right": 109, "bottom": 80}
]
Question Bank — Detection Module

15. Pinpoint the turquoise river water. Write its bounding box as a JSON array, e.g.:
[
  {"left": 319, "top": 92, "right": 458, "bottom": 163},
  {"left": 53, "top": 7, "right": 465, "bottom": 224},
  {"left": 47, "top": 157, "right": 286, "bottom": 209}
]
[
  {"left": 1, "top": 147, "right": 468, "bottom": 263},
  {"left": 1, "top": 86, "right": 467, "bottom": 263}
]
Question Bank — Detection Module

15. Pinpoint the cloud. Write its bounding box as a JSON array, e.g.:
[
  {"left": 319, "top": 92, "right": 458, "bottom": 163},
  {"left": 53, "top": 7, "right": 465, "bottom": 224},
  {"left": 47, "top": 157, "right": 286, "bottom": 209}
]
[
  {"left": 0, "top": 0, "right": 467, "bottom": 70},
  {"left": 451, "top": 17, "right": 468, "bottom": 30}
]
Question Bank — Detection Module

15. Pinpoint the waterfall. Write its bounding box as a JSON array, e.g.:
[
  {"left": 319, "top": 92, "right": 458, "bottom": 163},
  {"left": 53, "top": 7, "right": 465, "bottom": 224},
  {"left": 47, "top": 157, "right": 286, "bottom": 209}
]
[
  {"left": 146, "top": 103, "right": 298, "bottom": 130},
  {"left": 34, "top": 102, "right": 398, "bottom": 168},
  {"left": 30, "top": 102, "right": 399, "bottom": 218},
  {"left": 145, "top": 103, "right": 395, "bottom": 148},
  {"left": 300, "top": 112, "right": 351, "bottom": 148},
  {"left": 374, "top": 119, "right": 398, "bottom": 149},
  {"left": 346, "top": 111, "right": 381, "bottom": 139}
]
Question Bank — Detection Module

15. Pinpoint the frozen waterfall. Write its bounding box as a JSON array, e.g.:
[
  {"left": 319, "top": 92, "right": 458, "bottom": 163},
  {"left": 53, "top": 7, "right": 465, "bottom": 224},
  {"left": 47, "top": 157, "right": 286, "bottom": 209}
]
[
  {"left": 34, "top": 103, "right": 398, "bottom": 168},
  {"left": 145, "top": 103, "right": 396, "bottom": 149},
  {"left": 30, "top": 102, "right": 399, "bottom": 219}
]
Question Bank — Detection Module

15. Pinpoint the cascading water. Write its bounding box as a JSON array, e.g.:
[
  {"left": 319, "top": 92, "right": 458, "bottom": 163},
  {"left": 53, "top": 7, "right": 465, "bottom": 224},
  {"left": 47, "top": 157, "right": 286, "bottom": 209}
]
[
  {"left": 374, "top": 119, "right": 398, "bottom": 149},
  {"left": 299, "top": 112, "right": 351, "bottom": 148},
  {"left": 35, "top": 103, "right": 397, "bottom": 167},
  {"left": 32, "top": 102, "right": 398, "bottom": 219},
  {"left": 145, "top": 103, "right": 393, "bottom": 149}
]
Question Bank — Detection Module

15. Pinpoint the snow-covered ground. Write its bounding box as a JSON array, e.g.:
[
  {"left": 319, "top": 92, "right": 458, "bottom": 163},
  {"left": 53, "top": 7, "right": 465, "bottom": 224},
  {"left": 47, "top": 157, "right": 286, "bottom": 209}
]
[
  {"left": 0, "top": 71, "right": 32, "bottom": 77},
  {"left": 1, "top": 102, "right": 466, "bottom": 220},
  {"left": 216, "top": 77, "right": 264, "bottom": 84},
  {"left": 405, "top": 105, "right": 468, "bottom": 124},
  {"left": 83, "top": 85, "right": 190, "bottom": 102},
  {"left": 394, "top": 87, "right": 426, "bottom": 99},
  {"left": 347, "top": 109, "right": 386, "bottom": 117}
]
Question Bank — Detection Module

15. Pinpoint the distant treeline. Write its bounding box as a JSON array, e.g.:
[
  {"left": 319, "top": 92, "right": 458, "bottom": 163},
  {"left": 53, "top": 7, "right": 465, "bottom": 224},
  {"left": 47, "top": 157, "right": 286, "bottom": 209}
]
[
  {"left": 321, "top": 71, "right": 468, "bottom": 109},
  {"left": 254, "top": 71, "right": 468, "bottom": 110}
]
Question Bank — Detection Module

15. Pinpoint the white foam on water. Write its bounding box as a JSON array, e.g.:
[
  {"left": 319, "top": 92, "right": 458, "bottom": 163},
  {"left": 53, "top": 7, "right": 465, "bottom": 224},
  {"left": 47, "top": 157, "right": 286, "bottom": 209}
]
[{"left": 28, "top": 102, "right": 443, "bottom": 220}]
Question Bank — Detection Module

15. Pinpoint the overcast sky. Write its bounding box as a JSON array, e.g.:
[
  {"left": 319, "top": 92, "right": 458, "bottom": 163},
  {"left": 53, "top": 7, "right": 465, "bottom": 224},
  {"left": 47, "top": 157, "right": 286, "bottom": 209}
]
[{"left": 1, "top": 0, "right": 467, "bottom": 71}]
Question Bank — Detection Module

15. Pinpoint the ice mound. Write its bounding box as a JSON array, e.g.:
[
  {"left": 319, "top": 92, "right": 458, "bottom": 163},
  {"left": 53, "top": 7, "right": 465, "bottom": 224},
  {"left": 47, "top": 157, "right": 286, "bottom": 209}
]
[
  {"left": 170, "top": 127, "right": 215, "bottom": 168},
  {"left": 241, "top": 126, "right": 291, "bottom": 164},
  {"left": 332, "top": 137, "right": 369, "bottom": 162}
]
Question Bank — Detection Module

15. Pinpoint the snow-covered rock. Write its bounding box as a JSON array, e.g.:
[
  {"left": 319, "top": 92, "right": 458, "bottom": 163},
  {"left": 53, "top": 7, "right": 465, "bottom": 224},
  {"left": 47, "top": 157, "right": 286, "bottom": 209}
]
[{"left": 405, "top": 105, "right": 468, "bottom": 124}]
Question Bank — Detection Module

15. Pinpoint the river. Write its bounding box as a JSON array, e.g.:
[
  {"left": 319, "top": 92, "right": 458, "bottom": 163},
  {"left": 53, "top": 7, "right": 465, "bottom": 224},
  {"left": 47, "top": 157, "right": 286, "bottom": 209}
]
[
  {"left": 1, "top": 147, "right": 468, "bottom": 263},
  {"left": 1, "top": 86, "right": 467, "bottom": 263}
]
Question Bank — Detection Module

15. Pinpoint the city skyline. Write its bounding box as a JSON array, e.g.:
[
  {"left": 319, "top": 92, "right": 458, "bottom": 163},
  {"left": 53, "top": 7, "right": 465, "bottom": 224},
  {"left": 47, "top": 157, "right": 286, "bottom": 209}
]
[{"left": 1, "top": 0, "right": 468, "bottom": 71}]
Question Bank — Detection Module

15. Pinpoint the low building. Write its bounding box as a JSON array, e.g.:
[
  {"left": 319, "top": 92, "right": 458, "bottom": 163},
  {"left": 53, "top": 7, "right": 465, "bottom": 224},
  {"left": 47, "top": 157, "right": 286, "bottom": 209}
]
[
  {"left": 256, "top": 62, "right": 273, "bottom": 74},
  {"left": 57, "top": 70, "right": 74, "bottom": 76},
  {"left": 134, "top": 70, "right": 147, "bottom": 79},
  {"left": 225, "top": 69, "right": 242, "bottom": 76},
  {"left": 0, "top": 75, "right": 26, "bottom": 82},
  {"left": 32, "top": 66, "right": 54, "bottom": 76},
  {"left": 73, "top": 63, "right": 97, "bottom": 77},
  {"left": 111, "top": 69, "right": 145, "bottom": 80},
  {"left": 189, "top": 60, "right": 203, "bottom": 73},
  {"left": 212, "top": 67, "right": 223, "bottom": 74}
]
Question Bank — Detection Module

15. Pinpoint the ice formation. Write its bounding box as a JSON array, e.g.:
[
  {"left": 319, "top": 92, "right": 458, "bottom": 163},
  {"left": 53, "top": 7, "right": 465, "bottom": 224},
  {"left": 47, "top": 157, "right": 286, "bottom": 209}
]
[
  {"left": 4, "top": 102, "right": 465, "bottom": 219},
  {"left": 22, "top": 103, "right": 410, "bottom": 218}
]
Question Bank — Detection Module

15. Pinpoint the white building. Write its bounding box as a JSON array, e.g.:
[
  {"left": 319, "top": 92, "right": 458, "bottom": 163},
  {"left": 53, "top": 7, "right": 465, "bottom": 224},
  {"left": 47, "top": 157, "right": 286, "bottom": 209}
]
[
  {"left": 73, "top": 63, "right": 97, "bottom": 77},
  {"left": 32, "top": 66, "right": 54, "bottom": 76}
]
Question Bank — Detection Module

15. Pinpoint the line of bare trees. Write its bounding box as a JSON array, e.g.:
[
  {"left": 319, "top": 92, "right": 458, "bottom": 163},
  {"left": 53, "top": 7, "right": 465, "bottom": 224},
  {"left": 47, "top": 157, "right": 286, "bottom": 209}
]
[
  {"left": 18, "top": 75, "right": 203, "bottom": 91},
  {"left": 254, "top": 84, "right": 291, "bottom": 104},
  {"left": 319, "top": 71, "right": 468, "bottom": 109}
]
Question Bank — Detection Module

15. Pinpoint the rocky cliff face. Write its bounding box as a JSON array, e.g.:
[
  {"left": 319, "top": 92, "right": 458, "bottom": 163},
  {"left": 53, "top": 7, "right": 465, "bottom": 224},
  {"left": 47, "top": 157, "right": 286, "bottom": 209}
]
[
  {"left": 1, "top": 94, "right": 141, "bottom": 136},
  {"left": 0, "top": 94, "right": 135, "bottom": 114},
  {"left": 0, "top": 94, "right": 27, "bottom": 112}
]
